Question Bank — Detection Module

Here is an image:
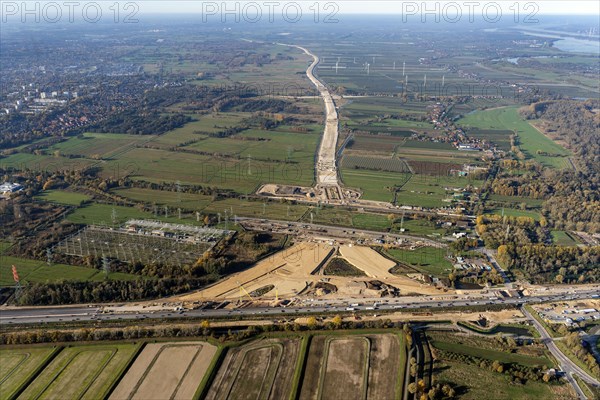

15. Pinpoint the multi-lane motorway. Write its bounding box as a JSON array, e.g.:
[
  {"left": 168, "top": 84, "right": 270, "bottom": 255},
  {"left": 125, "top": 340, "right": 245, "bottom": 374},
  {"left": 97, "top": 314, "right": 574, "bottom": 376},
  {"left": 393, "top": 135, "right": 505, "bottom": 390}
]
[{"left": 2, "top": 288, "right": 598, "bottom": 326}]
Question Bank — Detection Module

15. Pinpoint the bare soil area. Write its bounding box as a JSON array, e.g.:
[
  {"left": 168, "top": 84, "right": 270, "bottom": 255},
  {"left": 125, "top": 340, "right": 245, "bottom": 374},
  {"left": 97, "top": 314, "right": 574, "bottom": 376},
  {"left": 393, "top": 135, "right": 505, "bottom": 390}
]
[
  {"left": 109, "top": 342, "right": 216, "bottom": 400},
  {"left": 320, "top": 338, "right": 369, "bottom": 400},
  {"left": 205, "top": 338, "right": 299, "bottom": 400},
  {"left": 366, "top": 334, "right": 401, "bottom": 399}
]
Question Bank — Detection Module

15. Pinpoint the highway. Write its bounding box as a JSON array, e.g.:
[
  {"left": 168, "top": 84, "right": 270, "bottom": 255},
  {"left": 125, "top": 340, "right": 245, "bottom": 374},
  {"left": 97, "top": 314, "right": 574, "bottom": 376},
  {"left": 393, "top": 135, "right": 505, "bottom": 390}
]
[
  {"left": 2, "top": 289, "right": 599, "bottom": 326},
  {"left": 237, "top": 216, "right": 443, "bottom": 247}
]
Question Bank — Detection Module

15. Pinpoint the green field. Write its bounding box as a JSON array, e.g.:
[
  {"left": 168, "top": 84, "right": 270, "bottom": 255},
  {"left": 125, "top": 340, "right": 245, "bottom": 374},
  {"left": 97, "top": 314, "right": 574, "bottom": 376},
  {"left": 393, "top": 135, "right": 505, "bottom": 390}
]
[
  {"left": 397, "top": 175, "right": 482, "bottom": 208},
  {"left": 298, "top": 208, "right": 392, "bottom": 231},
  {"left": 146, "top": 113, "right": 247, "bottom": 148},
  {"left": 66, "top": 203, "right": 197, "bottom": 225},
  {"left": 203, "top": 197, "right": 308, "bottom": 221},
  {"left": 114, "top": 187, "right": 311, "bottom": 221},
  {"left": 113, "top": 187, "right": 213, "bottom": 210},
  {"left": 458, "top": 107, "right": 570, "bottom": 168},
  {"left": 550, "top": 231, "right": 579, "bottom": 246},
  {"left": 48, "top": 133, "right": 152, "bottom": 159},
  {"left": 0, "top": 347, "right": 57, "bottom": 399},
  {"left": 385, "top": 247, "right": 453, "bottom": 276},
  {"left": 341, "top": 167, "right": 482, "bottom": 207},
  {"left": 34, "top": 190, "right": 91, "bottom": 206},
  {"left": 436, "top": 360, "right": 560, "bottom": 400},
  {"left": 392, "top": 218, "right": 447, "bottom": 237},
  {"left": 0, "top": 255, "right": 138, "bottom": 286},
  {"left": 17, "top": 344, "right": 138, "bottom": 400},
  {"left": 431, "top": 340, "right": 551, "bottom": 367},
  {"left": 341, "top": 169, "right": 410, "bottom": 202},
  {"left": 351, "top": 213, "right": 391, "bottom": 230},
  {"left": 0, "top": 152, "right": 95, "bottom": 172},
  {"left": 102, "top": 147, "right": 313, "bottom": 194}
]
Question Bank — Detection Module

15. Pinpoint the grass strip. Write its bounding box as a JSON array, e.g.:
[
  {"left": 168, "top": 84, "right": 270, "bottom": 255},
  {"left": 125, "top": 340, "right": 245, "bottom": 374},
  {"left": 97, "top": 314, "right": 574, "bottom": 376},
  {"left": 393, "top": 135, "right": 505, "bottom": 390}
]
[
  {"left": 103, "top": 342, "right": 145, "bottom": 400},
  {"left": 7, "top": 346, "right": 63, "bottom": 400},
  {"left": 289, "top": 335, "right": 310, "bottom": 400},
  {"left": 193, "top": 346, "right": 227, "bottom": 400}
]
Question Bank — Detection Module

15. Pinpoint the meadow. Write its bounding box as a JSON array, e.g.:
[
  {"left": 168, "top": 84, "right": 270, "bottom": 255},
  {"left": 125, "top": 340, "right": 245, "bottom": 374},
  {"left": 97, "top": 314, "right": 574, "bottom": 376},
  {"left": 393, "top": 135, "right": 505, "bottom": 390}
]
[
  {"left": 48, "top": 133, "right": 152, "bottom": 159},
  {"left": 551, "top": 231, "right": 579, "bottom": 246},
  {"left": 0, "top": 253, "right": 138, "bottom": 287},
  {"left": 458, "top": 106, "right": 571, "bottom": 169},
  {"left": 34, "top": 190, "right": 91, "bottom": 206},
  {"left": 340, "top": 168, "right": 480, "bottom": 207},
  {"left": 435, "top": 360, "right": 562, "bottom": 400},
  {"left": 385, "top": 247, "right": 453, "bottom": 277},
  {"left": 300, "top": 207, "right": 392, "bottom": 231},
  {"left": 430, "top": 339, "right": 551, "bottom": 367},
  {"left": 113, "top": 187, "right": 213, "bottom": 210}
]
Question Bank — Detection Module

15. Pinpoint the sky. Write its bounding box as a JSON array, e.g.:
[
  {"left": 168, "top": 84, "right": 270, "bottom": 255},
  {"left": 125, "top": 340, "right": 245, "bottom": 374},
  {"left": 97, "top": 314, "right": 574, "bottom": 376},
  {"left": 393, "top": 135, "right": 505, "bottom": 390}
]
[
  {"left": 3, "top": 1, "right": 599, "bottom": 26},
  {"left": 135, "top": 1, "right": 599, "bottom": 16}
]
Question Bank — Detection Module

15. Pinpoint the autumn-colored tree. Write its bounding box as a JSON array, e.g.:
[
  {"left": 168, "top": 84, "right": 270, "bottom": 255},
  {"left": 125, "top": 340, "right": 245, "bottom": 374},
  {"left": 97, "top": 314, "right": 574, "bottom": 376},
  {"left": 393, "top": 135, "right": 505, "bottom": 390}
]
[{"left": 331, "top": 315, "right": 342, "bottom": 328}]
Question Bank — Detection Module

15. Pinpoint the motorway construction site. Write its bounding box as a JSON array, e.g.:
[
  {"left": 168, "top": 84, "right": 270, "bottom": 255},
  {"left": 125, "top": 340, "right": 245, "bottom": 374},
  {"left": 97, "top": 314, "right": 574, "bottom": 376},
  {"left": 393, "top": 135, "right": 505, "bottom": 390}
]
[{"left": 176, "top": 242, "right": 449, "bottom": 305}]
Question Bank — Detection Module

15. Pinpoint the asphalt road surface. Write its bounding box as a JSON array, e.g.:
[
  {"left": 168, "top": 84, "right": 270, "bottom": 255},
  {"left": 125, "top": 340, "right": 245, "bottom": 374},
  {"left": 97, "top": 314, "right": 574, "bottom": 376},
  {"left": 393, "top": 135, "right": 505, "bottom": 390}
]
[
  {"left": 521, "top": 306, "right": 600, "bottom": 397},
  {"left": 2, "top": 289, "right": 598, "bottom": 326}
]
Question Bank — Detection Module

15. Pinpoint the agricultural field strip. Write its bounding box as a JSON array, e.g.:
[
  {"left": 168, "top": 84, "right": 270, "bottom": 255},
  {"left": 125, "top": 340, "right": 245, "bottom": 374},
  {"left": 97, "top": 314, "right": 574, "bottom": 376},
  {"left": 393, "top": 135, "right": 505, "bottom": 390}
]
[
  {"left": 205, "top": 339, "right": 299, "bottom": 400},
  {"left": 396, "top": 334, "right": 408, "bottom": 398},
  {"left": 224, "top": 342, "right": 283, "bottom": 399},
  {"left": 110, "top": 342, "right": 217, "bottom": 400},
  {"left": 317, "top": 337, "right": 370, "bottom": 400},
  {"left": 127, "top": 344, "right": 202, "bottom": 399},
  {"left": 341, "top": 155, "right": 412, "bottom": 173},
  {"left": 0, "top": 352, "right": 30, "bottom": 385},
  {"left": 0, "top": 347, "right": 62, "bottom": 400},
  {"left": 19, "top": 346, "right": 119, "bottom": 400}
]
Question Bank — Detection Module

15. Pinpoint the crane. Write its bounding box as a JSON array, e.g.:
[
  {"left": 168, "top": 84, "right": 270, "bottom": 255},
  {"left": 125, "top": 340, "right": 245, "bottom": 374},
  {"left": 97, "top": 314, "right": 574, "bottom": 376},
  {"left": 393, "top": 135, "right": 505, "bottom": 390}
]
[{"left": 237, "top": 281, "right": 254, "bottom": 302}]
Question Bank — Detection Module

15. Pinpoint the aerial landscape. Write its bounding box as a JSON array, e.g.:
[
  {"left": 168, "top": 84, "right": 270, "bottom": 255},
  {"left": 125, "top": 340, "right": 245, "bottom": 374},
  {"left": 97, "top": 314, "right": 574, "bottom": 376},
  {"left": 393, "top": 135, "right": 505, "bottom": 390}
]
[{"left": 0, "top": 1, "right": 599, "bottom": 399}]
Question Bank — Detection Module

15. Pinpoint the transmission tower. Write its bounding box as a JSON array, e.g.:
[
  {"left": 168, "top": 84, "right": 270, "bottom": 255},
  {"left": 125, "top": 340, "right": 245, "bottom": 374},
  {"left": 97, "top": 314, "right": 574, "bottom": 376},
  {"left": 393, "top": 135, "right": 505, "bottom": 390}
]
[
  {"left": 111, "top": 207, "right": 118, "bottom": 227},
  {"left": 102, "top": 256, "right": 110, "bottom": 278},
  {"left": 46, "top": 247, "right": 53, "bottom": 266},
  {"left": 12, "top": 265, "right": 22, "bottom": 301}
]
